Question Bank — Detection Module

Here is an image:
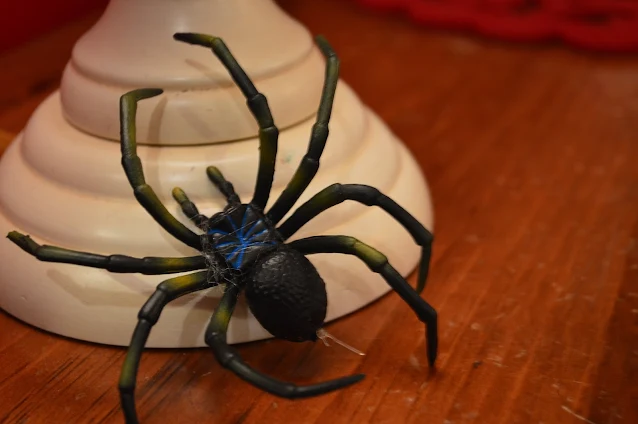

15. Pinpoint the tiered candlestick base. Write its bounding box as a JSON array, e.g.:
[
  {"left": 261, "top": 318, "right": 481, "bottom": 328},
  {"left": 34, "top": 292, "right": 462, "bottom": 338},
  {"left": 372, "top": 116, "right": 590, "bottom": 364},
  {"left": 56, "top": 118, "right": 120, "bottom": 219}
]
[{"left": 0, "top": 0, "right": 433, "bottom": 346}]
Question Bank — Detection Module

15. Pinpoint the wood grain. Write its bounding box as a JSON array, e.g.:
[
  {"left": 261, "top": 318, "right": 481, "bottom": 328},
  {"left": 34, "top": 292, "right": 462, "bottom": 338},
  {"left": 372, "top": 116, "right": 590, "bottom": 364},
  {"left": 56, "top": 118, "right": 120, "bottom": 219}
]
[{"left": 1, "top": 1, "right": 637, "bottom": 423}]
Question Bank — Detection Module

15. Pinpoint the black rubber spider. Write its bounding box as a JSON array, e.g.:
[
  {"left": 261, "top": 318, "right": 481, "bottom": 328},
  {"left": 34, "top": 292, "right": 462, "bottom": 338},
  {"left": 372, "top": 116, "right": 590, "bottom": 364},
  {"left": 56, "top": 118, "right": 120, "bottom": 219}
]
[{"left": 7, "top": 33, "right": 438, "bottom": 423}]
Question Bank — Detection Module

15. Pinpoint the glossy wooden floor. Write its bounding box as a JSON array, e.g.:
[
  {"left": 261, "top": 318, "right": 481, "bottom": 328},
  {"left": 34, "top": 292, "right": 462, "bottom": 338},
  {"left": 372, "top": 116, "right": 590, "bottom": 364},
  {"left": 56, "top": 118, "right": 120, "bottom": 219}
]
[{"left": 1, "top": 1, "right": 637, "bottom": 423}]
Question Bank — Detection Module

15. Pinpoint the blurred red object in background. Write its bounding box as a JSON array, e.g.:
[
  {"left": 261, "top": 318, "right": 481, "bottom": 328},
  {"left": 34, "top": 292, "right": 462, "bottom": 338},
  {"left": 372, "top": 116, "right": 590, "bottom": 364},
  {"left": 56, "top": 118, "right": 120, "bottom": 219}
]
[
  {"left": 1, "top": 0, "right": 108, "bottom": 54},
  {"left": 353, "top": 0, "right": 638, "bottom": 52},
  {"left": 2, "top": 1, "right": 637, "bottom": 54}
]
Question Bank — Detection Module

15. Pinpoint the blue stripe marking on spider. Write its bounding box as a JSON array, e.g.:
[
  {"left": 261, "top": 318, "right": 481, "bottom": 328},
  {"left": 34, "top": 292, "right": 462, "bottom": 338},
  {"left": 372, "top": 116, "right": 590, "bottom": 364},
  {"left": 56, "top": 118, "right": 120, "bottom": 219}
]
[{"left": 205, "top": 205, "right": 279, "bottom": 270}]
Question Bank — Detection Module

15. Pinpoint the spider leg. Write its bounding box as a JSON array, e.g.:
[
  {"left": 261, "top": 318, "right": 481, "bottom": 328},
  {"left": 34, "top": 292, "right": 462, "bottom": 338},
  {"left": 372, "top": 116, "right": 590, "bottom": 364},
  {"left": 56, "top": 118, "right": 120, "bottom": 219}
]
[
  {"left": 7, "top": 231, "right": 206, "bottom": 274},
  {"left": 171, "top": 187, "right": 209, "bottom": 230},
  {"left": 289, "top": 235, "right": 438, "bottom": 367},
  {"left": 205, "top": 284, "right": 365, "bottom": 398},
  {"left": 278, "top": 183, "right": 434, "bottom": 293},
  {"left": 119, "top": 271, "right": 212, "bottom": 424},
  {"left": 266, "top": 36, "right": 340, "bottom": 225},
  {"left": 120, "top": 89, "right": 201, "bottom": 250},
  {"left": 206, "top": 166, "right": 241, "bottom": 205},
  {"left": 173, "top": 33, "right": 277, "bottom": 211}
]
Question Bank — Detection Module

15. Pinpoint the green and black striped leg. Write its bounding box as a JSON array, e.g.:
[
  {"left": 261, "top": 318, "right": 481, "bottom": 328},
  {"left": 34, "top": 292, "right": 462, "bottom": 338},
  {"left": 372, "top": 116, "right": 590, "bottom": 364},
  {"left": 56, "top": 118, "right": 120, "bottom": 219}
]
[
  {"left": 7, "top": 231, "right": 206, "bottom": 274},
  {"left": 172, "top": 187, "right": 209, "bottom": 230},
  {"left": 206, "top": 166, "right": 241, "bottom": 206},
  {"left": 119, "top": 271, "right": 212, "bottom": 424},
  {"left": 205, "top": 284, "right": 365, "bottom": 398},
  {"left": 278, "top": 183, "right": 434, "bottom": 293},
  {"left": 266, "top": 36, "right": 340, "bottom": 224},
  {"left": 290, "top": 236, "right": 438, "bottom": 367},
  {"left": 120, "top": 89, "right": 201, "bottom": 250},
  {"left": 173, "top": 33, "right": 278, "bottom": 211}
]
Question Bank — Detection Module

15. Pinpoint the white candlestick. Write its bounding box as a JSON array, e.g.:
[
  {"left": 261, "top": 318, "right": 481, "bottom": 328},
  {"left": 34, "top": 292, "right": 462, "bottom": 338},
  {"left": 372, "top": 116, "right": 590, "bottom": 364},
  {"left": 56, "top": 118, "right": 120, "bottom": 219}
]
[{"left": 0, "top": 0, "right": 434, "bottom": 346}]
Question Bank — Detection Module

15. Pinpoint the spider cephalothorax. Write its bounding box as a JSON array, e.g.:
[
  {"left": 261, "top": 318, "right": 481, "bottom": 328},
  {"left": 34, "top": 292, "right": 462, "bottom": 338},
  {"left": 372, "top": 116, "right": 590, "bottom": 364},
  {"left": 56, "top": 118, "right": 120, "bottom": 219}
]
[{"left": 7, "top": 32, "right": 438, "bottom": 424}]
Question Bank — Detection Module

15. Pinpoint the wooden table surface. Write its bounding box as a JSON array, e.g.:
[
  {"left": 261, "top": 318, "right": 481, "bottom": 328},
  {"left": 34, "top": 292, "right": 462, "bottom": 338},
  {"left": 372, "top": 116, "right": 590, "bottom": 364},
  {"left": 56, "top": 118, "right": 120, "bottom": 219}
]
[{"left": 1, "top": 1, "right": 637, "bottom": 423}]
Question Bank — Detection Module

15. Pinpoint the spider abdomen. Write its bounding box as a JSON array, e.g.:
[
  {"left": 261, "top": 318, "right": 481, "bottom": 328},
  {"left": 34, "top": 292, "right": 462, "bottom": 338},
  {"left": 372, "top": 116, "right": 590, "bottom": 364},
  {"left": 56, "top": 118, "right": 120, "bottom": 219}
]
[{"left": 245, "top": 246, "right": 327, "bottom": 342}]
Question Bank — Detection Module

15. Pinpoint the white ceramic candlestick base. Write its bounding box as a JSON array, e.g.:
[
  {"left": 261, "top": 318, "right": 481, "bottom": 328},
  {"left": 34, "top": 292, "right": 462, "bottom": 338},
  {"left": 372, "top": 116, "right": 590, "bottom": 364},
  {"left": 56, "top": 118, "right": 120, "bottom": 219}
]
[{"left": 0, "top": 0, "right": 433, "bottom": 347}]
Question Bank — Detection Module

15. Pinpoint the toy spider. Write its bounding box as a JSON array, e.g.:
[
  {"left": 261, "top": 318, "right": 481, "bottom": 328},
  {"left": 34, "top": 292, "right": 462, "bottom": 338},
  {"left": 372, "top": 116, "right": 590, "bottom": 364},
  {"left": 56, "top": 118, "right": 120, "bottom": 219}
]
[{"left": 7, "top": 33, "right": 438, "bottom": 423}]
